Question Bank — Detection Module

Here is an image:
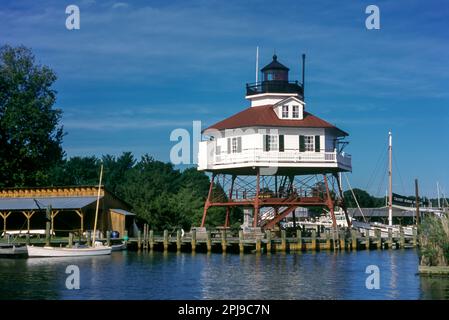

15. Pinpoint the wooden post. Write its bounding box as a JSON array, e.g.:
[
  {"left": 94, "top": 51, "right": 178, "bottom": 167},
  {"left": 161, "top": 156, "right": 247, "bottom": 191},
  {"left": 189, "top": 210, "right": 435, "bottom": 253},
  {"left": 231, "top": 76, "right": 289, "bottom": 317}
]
[
  {"left": 281, "top": 229, "right": 286, "bottom": 252},
  {"left": 266, "top": 230, "right": 272, "bottom": 253},
  {"left": 26, "top": 233, "right": 30, "bottom": 245},
  {"left": 365, "top": 230, "right": 370, "bottom": 250},
  {"left": 221, "top": 229, "right": 227, "bottom": 253},
  {"left": 106, "top": 230, "right": 111, "bottom": 247},
  {"left": 149, "top": 230, "right": 154, "bottom": 250},
  {"left": 86, "top": 230, "right": 92, "bottom": 247},
  {"left": 255, "top": 236, "right": 261, "bottom": 254},
  {"left": 137, "top": 230, "right": 142, "bottom": 251},
  {"left": 176, "top": 230, "right": 182, "bottom": 251},
  {"left": 0, "top": 211, "right": 11, "bottom": 238},
  {"left": 399, "top": 226, "right": 405, "bottom": 248},
  {"left": 239, "top": 230, "right": 244, "bottom": 253},
  {"left": 351, "top": 230, "right": 357, "bottom": 250},
  {"left": 191, "top": 229, "right": 197, "bottom": 252},
  {"left": 325, "top": 230, "right": 331, "bottom": 250},
  {"left": 68, "top": 233, "right": 74, "bottom": 248},
  {"left": 297, "top": 229, "right": 302, "bottom": 251},
  {"left": 45, "top": 221, "right": 51, "bottom": 247},
  {"left": 339, "top": 230, "right": 345, "bottom": 250},
  {"left": 375, "top": 229, "right": 381, "bottom": 249},
  {"left": 163, "top": 230, "right": 169, "bottom": 251},
  {"left": 206, "top": 230, "right": 212, "bottom": 252},
  {"left": 311, "top": 229, "right": 317, "bottom": 251},
  {"left": 388, "top": 228, "right": 393, "bottom": 249}
]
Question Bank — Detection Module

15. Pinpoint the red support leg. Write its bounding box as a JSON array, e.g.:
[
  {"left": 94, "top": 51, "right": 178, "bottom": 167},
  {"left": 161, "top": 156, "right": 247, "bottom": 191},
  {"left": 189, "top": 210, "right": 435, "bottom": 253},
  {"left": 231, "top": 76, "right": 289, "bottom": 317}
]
[
  {"left": 334, "top": 173, "right": 352, "bottom": 228},
  {"left": 323, "top": 174, "right": 337, "bottom": 228},
  {"left": 201, "top": 173, "right": 215, "bottom": 228},
  {"left": 253, "top": 169, "right": 260, "bottom": 227},
  {"left": 224, "top": 175, "right": 236, "bottom": 228}
]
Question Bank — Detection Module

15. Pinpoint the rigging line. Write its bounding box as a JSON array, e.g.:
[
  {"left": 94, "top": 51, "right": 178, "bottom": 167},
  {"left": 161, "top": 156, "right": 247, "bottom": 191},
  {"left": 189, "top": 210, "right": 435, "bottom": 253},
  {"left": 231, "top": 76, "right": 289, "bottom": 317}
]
[
  {"left": 392, "top": 150, "right": 406, "bottom": 196},
  {"left": 375, "top": 156, "right": 388, "bottom": 199},
  {"left": 344, "top": 173, "right": 367, "bottom": 222},
  {"left": 365, "top": 142, "right": 388, "bottom": 192}
]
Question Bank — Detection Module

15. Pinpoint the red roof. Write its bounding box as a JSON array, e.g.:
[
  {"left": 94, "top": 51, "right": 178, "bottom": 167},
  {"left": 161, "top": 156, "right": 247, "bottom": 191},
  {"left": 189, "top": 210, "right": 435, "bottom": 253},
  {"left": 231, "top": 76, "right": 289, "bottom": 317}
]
[{"left": 204, "top": 105, "right": 348, "bottom": 136}]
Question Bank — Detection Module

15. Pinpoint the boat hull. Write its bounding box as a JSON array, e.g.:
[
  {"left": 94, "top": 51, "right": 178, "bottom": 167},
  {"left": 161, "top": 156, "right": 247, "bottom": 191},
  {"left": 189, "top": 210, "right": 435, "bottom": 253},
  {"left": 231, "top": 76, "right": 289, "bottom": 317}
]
[
  {"left": 26, "top": 245, "right": 111, "bottom": 257},
  {"left": 0, "top": 244, "right": 28, "bottom": 257}
]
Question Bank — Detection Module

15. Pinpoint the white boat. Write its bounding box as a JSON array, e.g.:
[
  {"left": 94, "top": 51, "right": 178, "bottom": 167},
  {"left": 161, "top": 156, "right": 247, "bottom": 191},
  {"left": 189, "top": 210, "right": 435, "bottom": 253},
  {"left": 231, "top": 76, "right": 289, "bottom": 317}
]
[
  {"left": 0, "top": 243, "right": 28, "bottom": 257},
  {"left": 111, "top": 242, "right": 127, "bottom": 251},
  {"left": 26, "top": 164, "right": 112, "bottom": 258},
  {"left": 27, "top": 244, "right": 111, "bottom": 257}
]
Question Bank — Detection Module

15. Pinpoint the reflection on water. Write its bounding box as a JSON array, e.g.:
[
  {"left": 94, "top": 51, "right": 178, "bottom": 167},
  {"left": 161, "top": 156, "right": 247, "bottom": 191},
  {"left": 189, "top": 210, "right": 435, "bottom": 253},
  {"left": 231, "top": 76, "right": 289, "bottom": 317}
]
[{"left": 0, "top": 249, "right": 443, "bottom": 300}]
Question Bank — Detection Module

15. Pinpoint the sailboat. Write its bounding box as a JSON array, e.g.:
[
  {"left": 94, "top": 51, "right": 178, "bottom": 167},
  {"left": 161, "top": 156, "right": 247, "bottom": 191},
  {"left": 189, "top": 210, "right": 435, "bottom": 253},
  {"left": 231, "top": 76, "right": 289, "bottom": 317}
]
[
  {"left": 351, "top": 131, "right": 417, "bottom": 238},
  {"left": 27, "top": 164, "right": 112, "bottom": 257}
]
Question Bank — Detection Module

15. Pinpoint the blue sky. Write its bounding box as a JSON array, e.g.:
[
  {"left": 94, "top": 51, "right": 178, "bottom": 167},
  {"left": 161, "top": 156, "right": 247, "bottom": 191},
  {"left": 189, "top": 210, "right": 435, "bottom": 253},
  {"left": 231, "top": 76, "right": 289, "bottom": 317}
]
[{"left": 1, "top": 0, "right": 448, "bottom": 197}]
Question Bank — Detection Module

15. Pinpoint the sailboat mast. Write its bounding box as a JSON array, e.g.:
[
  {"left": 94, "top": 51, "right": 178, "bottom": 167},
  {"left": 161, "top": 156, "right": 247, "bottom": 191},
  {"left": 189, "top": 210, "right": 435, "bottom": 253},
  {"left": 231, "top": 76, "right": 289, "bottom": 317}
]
[
  {"left": 92, "top": 163, "right": 104, "bottom": 245},
  {"left": 388, "top": 131, "right": 393, "bottom": 226}
]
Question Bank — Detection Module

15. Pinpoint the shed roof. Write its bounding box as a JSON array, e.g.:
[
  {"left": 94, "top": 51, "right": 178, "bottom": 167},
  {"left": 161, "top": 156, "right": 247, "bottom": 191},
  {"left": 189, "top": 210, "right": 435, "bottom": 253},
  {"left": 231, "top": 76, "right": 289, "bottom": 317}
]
[
  {"left": 0, "top": 196, "right": 99, "bottom": 211},
  {"left": 110, "top": 208, "right": 136, "bottom": 216}
]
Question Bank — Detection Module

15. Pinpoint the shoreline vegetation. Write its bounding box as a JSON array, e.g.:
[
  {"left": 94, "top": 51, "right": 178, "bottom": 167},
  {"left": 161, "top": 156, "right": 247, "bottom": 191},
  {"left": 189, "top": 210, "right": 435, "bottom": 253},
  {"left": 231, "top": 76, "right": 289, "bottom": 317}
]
[{"left": 419, "top": 213, "right": 449, "bottom": 274}]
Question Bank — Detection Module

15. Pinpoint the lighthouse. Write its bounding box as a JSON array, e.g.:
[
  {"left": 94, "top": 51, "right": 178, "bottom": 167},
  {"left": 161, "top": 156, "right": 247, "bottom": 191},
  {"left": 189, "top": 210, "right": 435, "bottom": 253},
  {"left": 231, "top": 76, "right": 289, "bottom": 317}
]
[{"left": 198, "top": 54, "right": 352, "bottom": 231}]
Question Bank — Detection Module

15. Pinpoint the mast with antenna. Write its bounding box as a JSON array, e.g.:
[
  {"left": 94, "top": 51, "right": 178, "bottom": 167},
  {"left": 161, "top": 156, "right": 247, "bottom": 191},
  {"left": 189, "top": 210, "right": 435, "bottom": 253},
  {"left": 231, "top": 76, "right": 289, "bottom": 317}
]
[
  {"left": 302, "top": 53, "right": 306, "bottom": 102},
  {"left": 92, "top": 162, "right": 104, "bottom": 246},
  {"left": 388, "top": 131, "right": 393, "bottom": 226},
  {"left": 255, "top": 46, "right": 259, "bottom": 83}
]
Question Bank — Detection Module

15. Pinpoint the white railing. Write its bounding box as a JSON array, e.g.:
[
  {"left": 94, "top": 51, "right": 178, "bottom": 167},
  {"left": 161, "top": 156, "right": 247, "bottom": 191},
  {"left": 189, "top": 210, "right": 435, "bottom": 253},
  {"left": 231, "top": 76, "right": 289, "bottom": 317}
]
[{"left": 214, "top": 149, "right": 351, "bottom": 167}]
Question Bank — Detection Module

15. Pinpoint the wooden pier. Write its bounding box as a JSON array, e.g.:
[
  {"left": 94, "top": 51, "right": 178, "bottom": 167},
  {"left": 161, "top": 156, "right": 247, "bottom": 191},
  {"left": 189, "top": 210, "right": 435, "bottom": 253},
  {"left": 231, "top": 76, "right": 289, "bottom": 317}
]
[{"left": 126, "top": 227, "right": 418, "bottom": 254}]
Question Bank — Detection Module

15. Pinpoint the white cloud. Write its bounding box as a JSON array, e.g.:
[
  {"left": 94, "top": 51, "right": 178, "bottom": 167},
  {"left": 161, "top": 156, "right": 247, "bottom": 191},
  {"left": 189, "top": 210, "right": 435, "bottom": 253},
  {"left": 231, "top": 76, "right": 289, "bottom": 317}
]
[{"left": 111, "top": 2, "right": 129, "bottom": 9}]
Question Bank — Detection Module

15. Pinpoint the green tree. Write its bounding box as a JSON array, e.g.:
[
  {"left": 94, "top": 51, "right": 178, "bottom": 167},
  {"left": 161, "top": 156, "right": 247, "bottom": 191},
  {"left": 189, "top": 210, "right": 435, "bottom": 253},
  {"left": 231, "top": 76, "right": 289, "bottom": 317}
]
[{"left": 0, "top": 45, "right": 64, "bottom": 187}]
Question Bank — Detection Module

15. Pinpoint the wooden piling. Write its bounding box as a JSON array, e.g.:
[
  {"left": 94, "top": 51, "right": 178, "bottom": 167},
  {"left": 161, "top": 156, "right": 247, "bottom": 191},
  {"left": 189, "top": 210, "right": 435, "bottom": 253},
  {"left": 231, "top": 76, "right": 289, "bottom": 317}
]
[
  {"left": 106, "top": 231, "right": 111, "bottom": 247},
  {"left": 325, "top": 230, "right": 331, "bottom": 250},
  {"left": 255, "top": 237, "right": 261, "bottom": 253},
  {"left": 221, "top": 229, "right": 227, "bottom": 253},
  {"left": 266, "top": 230, "right": 272, "bottom": 252},
  {"left": 399, "top": 226, "right": 405, "bottom": 248},
  {"left": 281, "top": 230, "right": 287, "bottom": 252},
  {"left": 239, "top": 230, "right": 244, "bottom": 253},
  {"left": 375, "top": 229, "right": 381, "bottom": 249},
  {"left": 176, "top": 230, "right": 182, "bottom": 251},
  {"left": 45, "top": 221, "right": 51, "bottom": 247},
  {"left": 297, "top": 229, "right": 302, "bottom": 251},
  {"left": 351, "top": 230, "right": 357, "bottom": 250},
  {"left": 68, "top": 232, "right": 73, "bottom": 248},
  {"left": 137, "top": 230, "right": 142, "bottom": 250},
  {"left": 163, "top": 230, "right": 169, "bottom": 251},
  {"left": 339, "top": 230, "right": 345, "bottom": 250},
  {"left": 311, "top": 230, "right": 317, "bottom": 251},
  {"left": 149, "top": 230, "right": 154, "bottom": 250},
  {"left": 206, "top": 230, "right": 212, "bottom": 252},
  {"left": 365, "top": 231, "right": 370, "bottom": 250},
  {"left": 191, "top": 229, "right": 197, "bottom": 252},
  {"left": 388, "top": 228, "right": 393, "bottom": 249}
]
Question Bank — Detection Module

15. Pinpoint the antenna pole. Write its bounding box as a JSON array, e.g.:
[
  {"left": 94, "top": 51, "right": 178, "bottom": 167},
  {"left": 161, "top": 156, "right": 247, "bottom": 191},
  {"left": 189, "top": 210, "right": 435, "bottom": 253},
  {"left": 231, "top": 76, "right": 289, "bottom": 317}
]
[
  {"left": 92, "top": 163, "right": 104, "bottom": 246},
  {"left": 302, "top": 54, "right": 306, "bottom": 101},
  {"left": 388, "top": 131, "right": 393, "bottom": 226},
  {"left": 437, "top": 181, "right": 441, "bottom": 208},
  {"left": 256, "top": 46, "right": 259, "bottom": 83}
]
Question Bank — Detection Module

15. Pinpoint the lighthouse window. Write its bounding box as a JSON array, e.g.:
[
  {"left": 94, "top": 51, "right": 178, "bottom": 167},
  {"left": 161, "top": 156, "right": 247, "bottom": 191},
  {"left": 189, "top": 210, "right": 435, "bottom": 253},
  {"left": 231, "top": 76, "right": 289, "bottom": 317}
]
[
  {"left": 304, "top": 135, "right": 314, "bottom": 152},
  {"left": 266, "top": 135, "right": 278, "bottom": 151},
  {"left": 292, "top": 105, "right": 299, "bottom": 118},
  {"left": 231, "top": 137, "right": 242, "bottom": 153},
  {"left": 282, "top": 105, "right": 289, "bottom": 118}
]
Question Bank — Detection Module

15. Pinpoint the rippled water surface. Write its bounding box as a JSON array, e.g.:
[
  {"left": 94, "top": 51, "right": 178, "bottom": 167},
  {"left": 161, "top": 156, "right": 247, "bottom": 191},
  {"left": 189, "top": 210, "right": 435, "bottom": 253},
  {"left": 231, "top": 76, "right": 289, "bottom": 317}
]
[{"left": 1, "top": 250, "right": 448, "bottom": 300}]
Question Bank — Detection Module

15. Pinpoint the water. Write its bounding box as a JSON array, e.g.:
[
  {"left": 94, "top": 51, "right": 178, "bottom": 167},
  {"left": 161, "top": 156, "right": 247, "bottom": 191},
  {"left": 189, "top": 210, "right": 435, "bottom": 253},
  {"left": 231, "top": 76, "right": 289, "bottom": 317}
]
[{"left": 0, "top": 250, "right": 448, "bottom": 300}]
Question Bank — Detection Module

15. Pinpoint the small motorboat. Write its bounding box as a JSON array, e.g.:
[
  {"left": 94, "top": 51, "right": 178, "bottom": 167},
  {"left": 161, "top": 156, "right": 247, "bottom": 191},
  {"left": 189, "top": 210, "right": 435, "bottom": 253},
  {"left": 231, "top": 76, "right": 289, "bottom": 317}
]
[
  {"left": 0, "top": 243, "right": 28, "bottom": 257},
  {"left": 26, "top": 244, "right": 111, "bottom": 257}
]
